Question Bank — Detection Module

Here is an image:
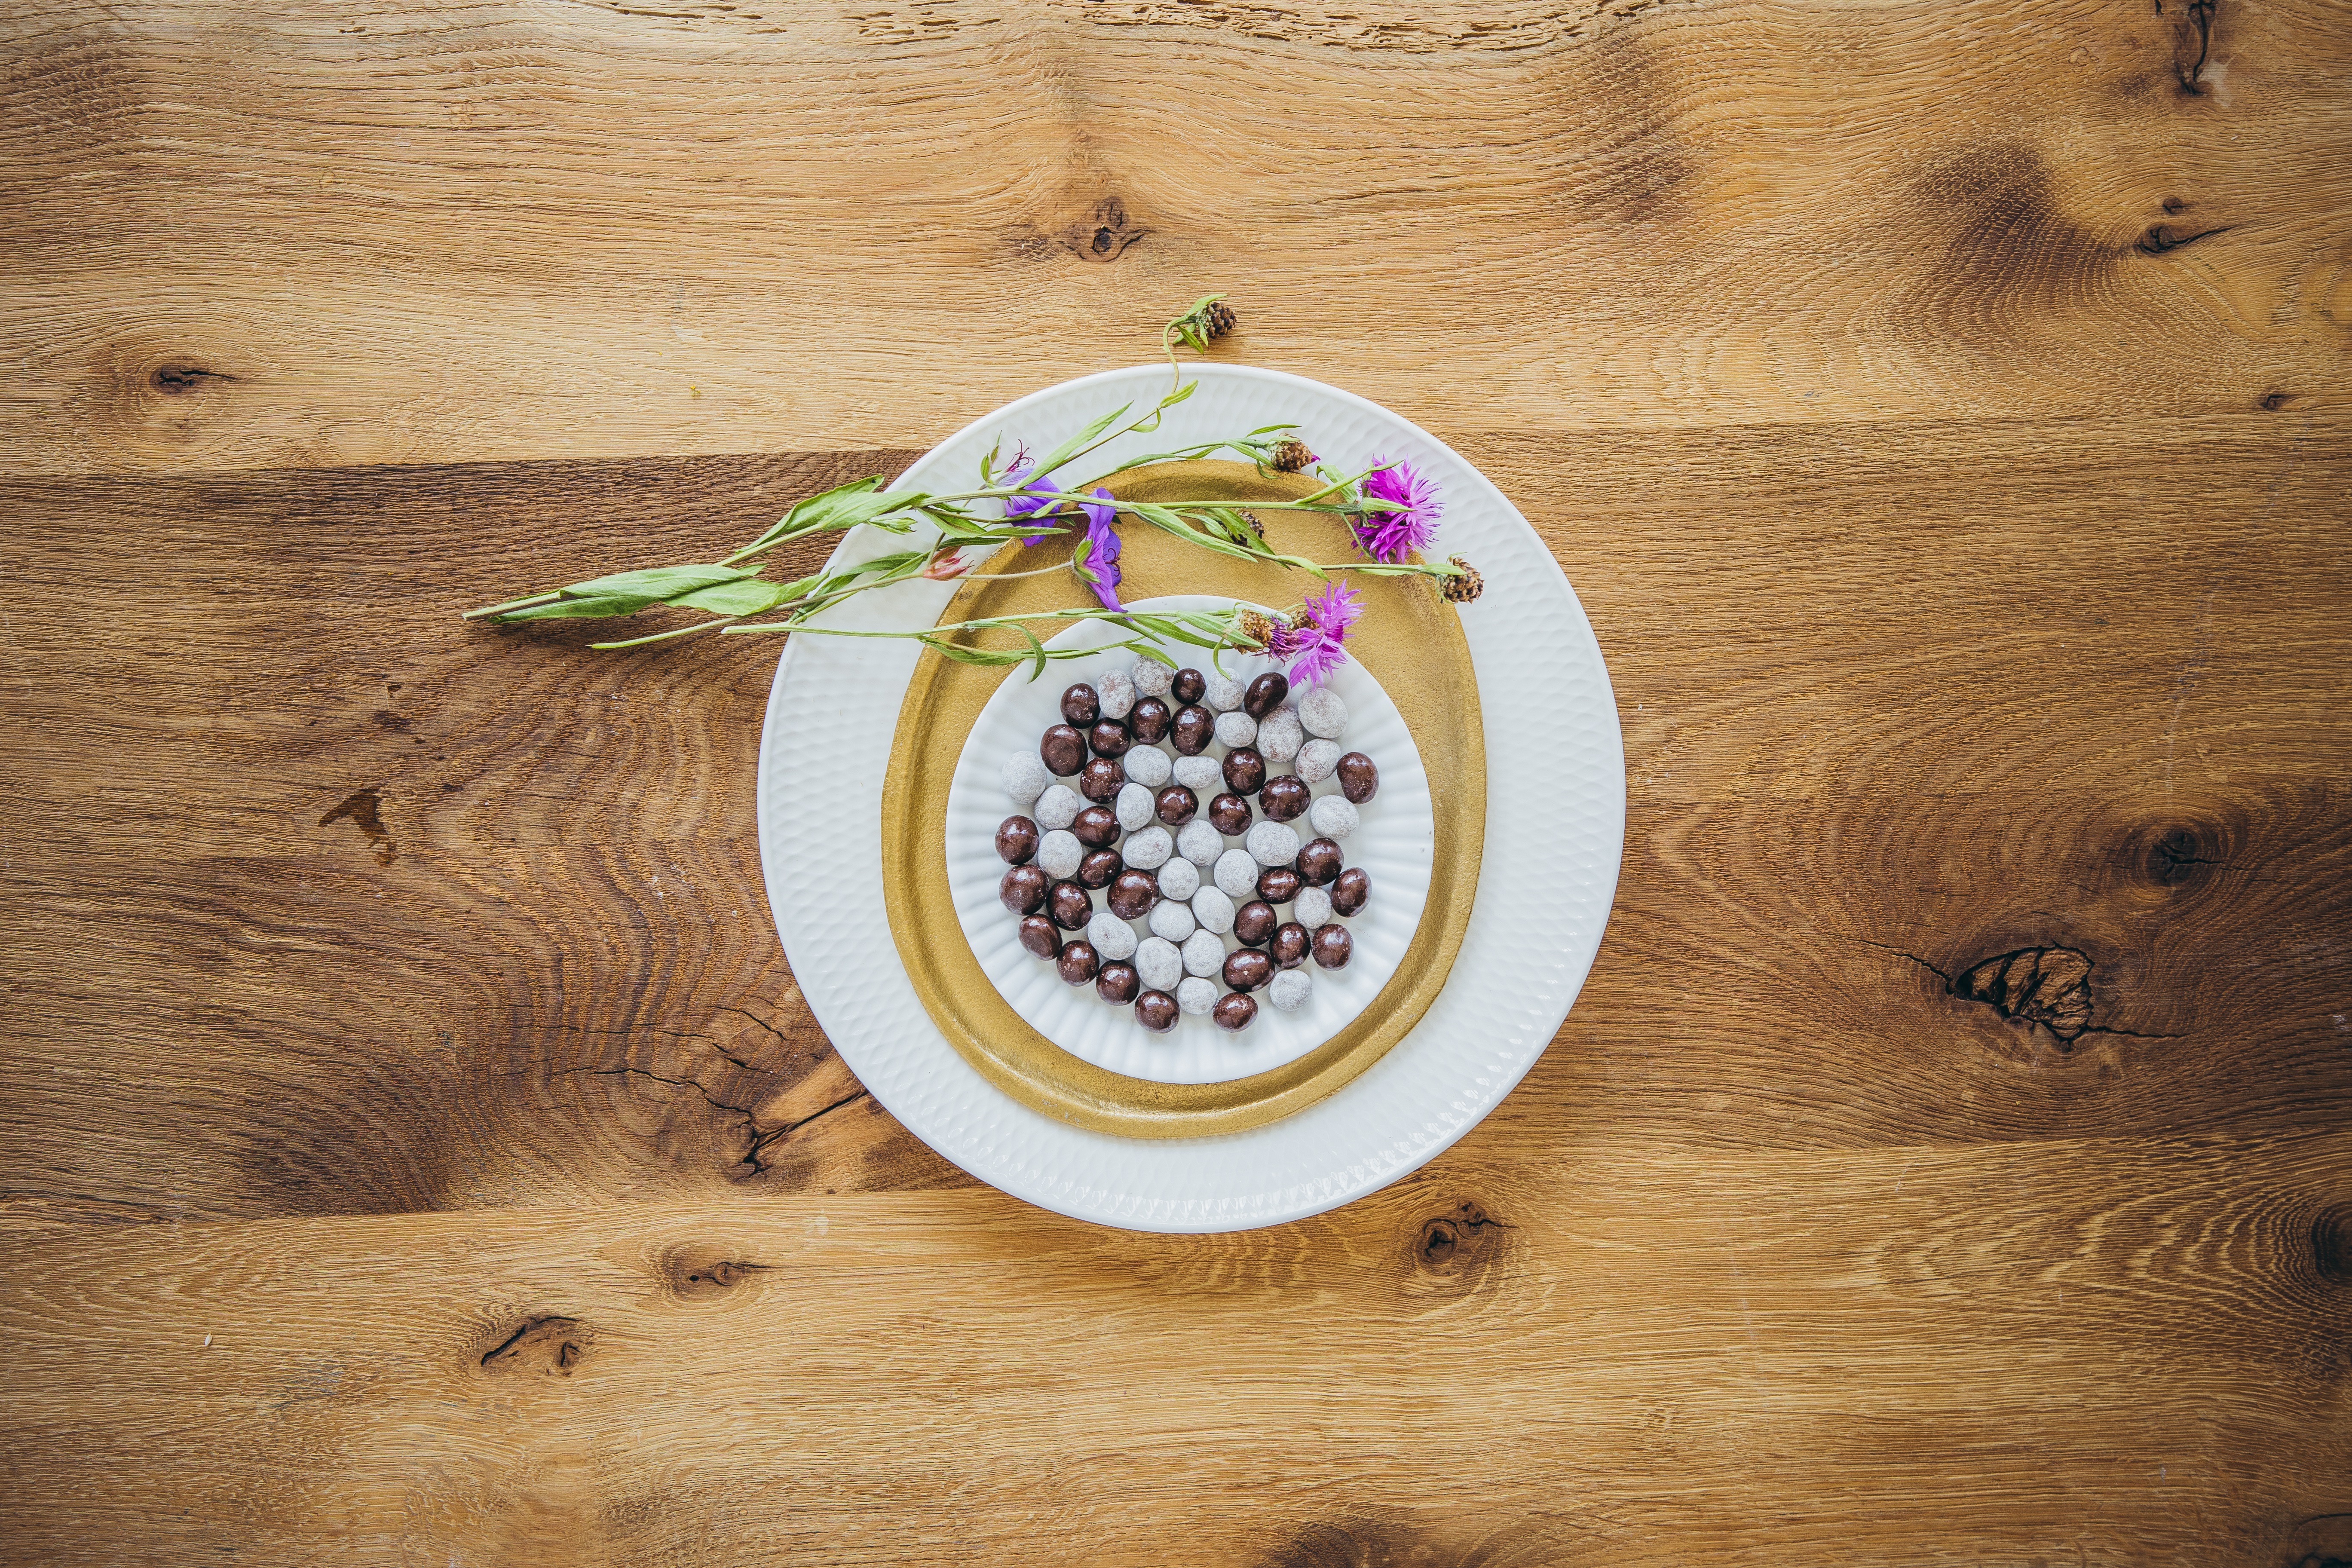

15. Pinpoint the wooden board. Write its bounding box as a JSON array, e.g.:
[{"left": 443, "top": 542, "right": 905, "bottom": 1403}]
[{"left": 3, "top": 0, "right": 2349, "bottom": 1560}]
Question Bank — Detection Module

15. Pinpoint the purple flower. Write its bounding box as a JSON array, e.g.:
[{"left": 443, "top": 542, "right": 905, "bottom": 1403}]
[
  {"left": 1000, "top": 457, "right": 1063, "bottom": 545},
  {"left": 1276, "top": 579, "right": 1361, "bottom": 686},
  {"left": 1076, "top": 487, "right": 1123, "bottom": 611},
  {"left": 1355, "top": 456, "right": 1441, "bottom": 563}
]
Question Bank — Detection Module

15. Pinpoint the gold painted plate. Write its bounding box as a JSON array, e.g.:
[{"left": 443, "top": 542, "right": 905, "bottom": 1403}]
[{"left": 878, "top": 459, "right": 1485, "bottom": 1139}]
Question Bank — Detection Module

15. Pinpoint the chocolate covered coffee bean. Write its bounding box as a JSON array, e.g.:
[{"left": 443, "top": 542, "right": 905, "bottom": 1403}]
[
  {"left": 1336, "top": 751, "right": 1379, "bottom": 803},
  {"left": 1257, "top": 775, "right": 1310, "bottom": 823},
  {"left": 1170, "top": 668, "right": 1207, "bottom": 705},
  {"left": 1018, "top": 913, "right": 1062, "bottom": 959},
  {"left": 1057, "top": 941, "right": 1100, "bottom": 985},
  {"left": 1129, "top": 697, "right": 1171, "bottom": 744},
  {"left": 1207, "top": 793, "right": 1253, "bottom": 836},
  {"left": 1171, "top": 705, "right": 1215, "bottom": 755},
  {"left": 1095, "top": 962, "right": 1140, "bottom": 1004},
  {"left": 1331, "top": 866, "right": 1370, "bottom": 916},
  {"left": 1311, "top": 923, "right": 1354, "bottom": 969},
  {"left": 1222, "top": 747, "right": 1266, "bottom": 796},
  {"left": 1243, "top": 671, "right": 1289, "bottom": 720},
  {"left": 1295, "top": 837, "right": 1343, "bottom": 885},
  {"left": 1040, "top": 724, "right": 1087, "bottom": 777},
  {"left": 1073, "top": 805, "right": 1121, "bottom": 848},
  {"left": 1060, "top": 683, "right": 1099, "bottom": 726},
  {"left": 1048, "top": 880, "right": 1093, "bottom": 931},
  {"left": 1269, "top": 922, "right": 1310, "bottom": 968},
  {"left": 1000, "top": 865, "right": 1047, "bottom": 915},
  {"left": 1232, "top": 900, "right": 1278, "bottom": 946},
  {"left": 995, "top": 815, "right": 1039, "bottom": 864},
  {"left": 1107, "top": 869, "right": 1159, "bottom": 919}
]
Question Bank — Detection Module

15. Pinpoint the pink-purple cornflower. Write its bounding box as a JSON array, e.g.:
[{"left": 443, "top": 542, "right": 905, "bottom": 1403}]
[
  {"left": 1355, "top": 456, "right": 1441, "bottom": 563},
  {"left": 1272, "top": 579, "right": 1361, "bottom": 686}
]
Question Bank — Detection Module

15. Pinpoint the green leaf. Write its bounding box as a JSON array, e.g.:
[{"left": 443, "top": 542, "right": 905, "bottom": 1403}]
[
  {"left": 497, "top": 594, "right": 660, "bottom": 621},
  {"left": 564, "top": 564, "right": 755, "bottom": 599},
  {"left": 1023, "top": 402, "right": 1131, "bottom": 482},
  {"left": 672, "top": 578, "right": 796, "bottom": 616}
]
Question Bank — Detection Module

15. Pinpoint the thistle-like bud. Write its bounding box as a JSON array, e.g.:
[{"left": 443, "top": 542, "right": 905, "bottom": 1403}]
[
  {"left": 1237, "top": 609, "right": 1276, "bottom": 649},
  {"left": 1202, "top": 300, "right": 1235, "bottom": 339},
  {"left": 1240, "top": 509, "right": 1265, "bottom": 539},
  {"left": 1439, "top": 555, "right": 1484, "bottom": 604},
  {"left": 1267, "top": 438, "right": 1315, "bottom": 473}
]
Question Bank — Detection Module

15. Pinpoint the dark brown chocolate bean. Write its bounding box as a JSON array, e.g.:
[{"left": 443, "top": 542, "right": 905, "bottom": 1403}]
[
  {"left": 1243, "top": 671, "right": 1289, "bottom": 720},
  {"left": 1018, "top": 914, "right": 1062, "bottom": 959},
  {"left": 1048, "top": 880, "right": 1093, "bottom": 931},
  {"left": 1232, "top": 900, "right": 1277, "bottom": 946},
  {"left": 1087, "top": 719, "right": 1132, "bottom": 758},
  {"left": 1222, "top": 747, "right": 1266, "bottom": 796},
  {"left": 1222, "top": 947, "right": 1273, "bottom": 993},
  {"left": 1078, "top": 848, "right": 1123, "bottom": 890},
  {"left": 1331, "top": 866, "right": 1370, "bottom": 916},
  {"left": 1171, "top": 705, "right": 1215, "bottom": 755},
  {"left": 1000, "top": 865, "right": 1047, "bottom": 915},
  {"left": 1134, "top": 989, "right": 1179, "bottom": 1032},
  {"left": 1311, "top": 923, "right": 1353, "bottom": 969},
  {"left": 1256, "top": 866, "right": 1302, "bottom": 904},
  {"left": 1095, "top": 961, "right": 1140, "bottom": 1004},
  {"left": 1207, "top": 793, "right": 1253, "bottom": 836},
  {"left": 1040, "top": 724, "right": 1086, "bottom": 777},
  {"left": 1060, "top": 683, "right": 1100, "bottom": 726},
  {"left": 1269, "top": 922, "right": 1310, "bottom": 969},
  {"left": 1213, "top": 992, "right": 1259, "bottom": 1032},
  {"left": 1057, "top": 940, "right": 1100, "bottom": 985},
  {"left": 1129, "top": 697, "right": 1171, "bottom": 744},
  {"left": 1295, "top": 837, "right": 1342, "bottom": 885},
  {"left": 1258, "top": 775, "right": 1310, "bottom": 823},
  {"left": 995, "top": 815, "right": 1039, "bottom": 864},
  {"left": 1154, "top": 784, "right": 1197, "bottom": 826},
  {"left": 1078, "top": 756, "right": 1125, "bottom": 802},
  {"left": 1170, "top": 668, "right": 1207, "bottom": 705},
  {"left": 1073, "top": 805, "right": 1121, "bottom": 847},
  {"left": 1107, "top": 868, "right": 1159, "bottom": 919},
  {"left": 1337, "top": 751, "right": 1379, "bottom": 803}
]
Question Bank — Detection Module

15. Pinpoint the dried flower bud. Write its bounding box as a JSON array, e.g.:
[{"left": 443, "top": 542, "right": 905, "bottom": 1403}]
[
  {"left": 1439, "top": 555, "right": 1483, "bottom": 603},
  {"left": 1267, "top": 438, "right": 1315, "bottom": 473},
  {"left": 1240, "top": 509, "right": 1265, "bottom": 539},
  {"left": 1237, "top": 609, "right": 1276, "bottom": 649},
  {"left": 1202, "top": 300, "right": 1235, "bottom": 339}
]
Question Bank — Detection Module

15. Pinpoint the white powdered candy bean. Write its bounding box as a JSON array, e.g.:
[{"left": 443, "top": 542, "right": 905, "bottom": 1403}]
[
  {"left": 1096, "top": 668, "right": 1136, "bottom": 720},
  {"left": 1191, "top": 885, "right": 1235, "bottom": 934},
  {"left": 1148, "top": 899, "right": 1197, "bottom": 943},
  {"left": 1268, "top": 969, "right": 1312, "bottom": 1011},
  {"left": 1214, "top": 710, "right": 1257, "bottom": 749},
  {"left": 1172, "top": 754, "right": 1222, "bottom": 793},
  {"left": 1135, "top": 936, "right": 1183, "bottom": 992},
  {"left": 1176, "top": 976, "right": 1217, "bottom": 1015},
  {"left": 1256, "top": 706, "right": 1304, "bottom": 763},
  {"left": 1115, "top": 781, "right": 1155, "bottom": 833},
  {"left": 1087, "top": 910, "right": 1139, "bottom": 962},
  {"left": 1246, "top": 820, "right": 1302, "bottom": 867},
  {"left": 1181, "top": 928, "right": 1224, "bottom": 977},
  {"left": 1293, "top": 885, "right": 1333, "bottom": 929},
  {"left": 1123, "top": 825, "right": 1173, "bottom": 870},
  {"left": 1213, "top": 848, "right": 1259, "bottom": 899},
  {"left": 1034, "top": 784, "right": 1082, "bottom": 829},
  {"left": 1178, "top": 819, "right": 1223, "bottom": 866},
  {"left": 1037, "top": 829, "right": 1083, "bottom": 881},
  {"left": 1001, "top": 751, "right": 1050, "bottom": 806},
  {"left": 1309, "top": 795, "right": 1360, "bottom": 839},
  {"left": 1299, "top": 686, "right": 1348, "bottom": 739},
  {"left": 1296, "top": 739, "right": 1341, "bottom": 784},
  {"left": 1132, "top": 660, "right": 1174, "bottom": 698},
  {"left": 1204, "top": 674, "right": 1245, "bottom": 713},
  {"left": 1123, "top": 745, "right": 1172, "bottom": 789},
  {"left": 1156, "top": 857, "right": 1200, "bottom": 901}
]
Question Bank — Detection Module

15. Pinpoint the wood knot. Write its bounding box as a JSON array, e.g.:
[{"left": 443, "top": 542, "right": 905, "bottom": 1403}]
[
  {"left": 2143, "top": 822, "right": 2225, "bottom": 887},
  {"left": 2312, "top": 1205, "right": 2352, "bottom": 1287},
  {"left": 663, "top": 1243, "right": 773, "bottom": 1301},
  {"left": 1950, "top": 946, "right": 2096, "bottom": 1045},
  {"left": 319, "top": 786, "right": 395, "bottom": 866},
  {"left": 480, "top": 1316, "right": 591, "bottom": 1376},
  {"left": 1413, "top": 1200, "right": 1507, "bottom": 1281},
  {"left": 2260, "top": 391, "right": 2294, "bottom": 411},
  {"left": 149, "top": 361, "right": 238, "bottom": 396},
  {"left": 1058, "top": 198, "right": 1145, "bottom": 264}
]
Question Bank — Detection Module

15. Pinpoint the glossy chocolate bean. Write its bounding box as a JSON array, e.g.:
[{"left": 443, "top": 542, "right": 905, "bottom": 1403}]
[
  {"left": 1073, "top": 805, "right": 1121, "bottom": 848},
  {"left": 1087, "top": 719, "right": 1132, "bottom": 758},
  {"left": 1170, "top": 668, "right": 1207, "bottom": 705},
  {"left": 1311, "top": 923, "right": 1353, "bottom": 969},
  {"left": 1232, "top": 900, "right": 1278, "bottom": 946},
  {"left": 1095, "top": 961, "right": 1140, "bottom": 1004},
  {"left": 1040, "top": 724, "right": 1087, "bottom": 777},
  {"left": 1331, "top": 866, "right": 1370, "bottom": 916},
  {"left": 1078, "top": 756, "right": 1125, "bottom": 802},
  {"left": 1243, "top": 671, "right": 1289, "bottom": 720},
  {"left": 1295, "top": 837, "right": 1343, "bottom": 885},
  {"left": 1269, "top": 922, "right": 1311, "bottom": 969},
  {"left": 1222, "top": 947, "right": 1273, "bottom": 993},
  {"left": 1060, "top": 683, "right": 1100, "bottom": 726},
  {"left": 1000, "top": 865, "right": 1047, "bottom": 915},
  {"left": 1257, "top": 866, "right": 1302, "bottom": 904},
  {"left": 1258, "top": 775, "right": 1310, "bottom": 823},
  {"left": 1171, "top": 705, "right": 1215, "bottom": 755},
  {"left": 1078, "top": 848, "right": 1124, "bottom": 890},
  {"left": 1222, "top": 747, "right": 1266, "bottom": 796},
  {"left": 1057, "top": 940, "right": 1101, "bottom": 985},
  {"left": 1134, "top": 989, "right": 1179, "bottom": 1032},
  {"left": 1154, "top": 784, "right": 1197, "bottom": 827},
  {"left": 1337, "top": 751, "right": 1380, "bottom": 803},
  {"left": 995, "top": 815, "right": 1039, "bottom": 864},
  {"left": 1213, "top": 992, "right": 1259, "bottom": 1032},
  {"left": 1107, "top": 868, "right": 1160, "bottom": 919},
  {"left": 1018, "top": 914, "right": 1062, "bottom": 959},
  {"left": 1129, "top": 697, "right": 1171, "bottom": 744},
  {"left": 1048, "top": 880, "right": 1093, "bottom": 931},
  {"left": 1207, "top": 792, "right": 1253, "bottom": 836}
]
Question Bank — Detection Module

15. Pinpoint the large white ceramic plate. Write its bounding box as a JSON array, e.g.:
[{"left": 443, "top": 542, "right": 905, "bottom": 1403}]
[
  {"left": 757, "top": 363, "right": 1624, "bottom": 1233},
  {"left": 945, "top": 600, "right": 1434, "bottom": 1086}
]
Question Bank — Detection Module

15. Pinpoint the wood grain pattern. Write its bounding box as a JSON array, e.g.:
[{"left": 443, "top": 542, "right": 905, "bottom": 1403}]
[{"left": 3, "top": 0, "right": 2348, "bottom": 1560}]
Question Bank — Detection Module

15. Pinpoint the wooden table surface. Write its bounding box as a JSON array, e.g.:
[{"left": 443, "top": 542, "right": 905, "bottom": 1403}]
[{"left": 5, "top": 1, "right": 2349, "bottom": 1562}]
